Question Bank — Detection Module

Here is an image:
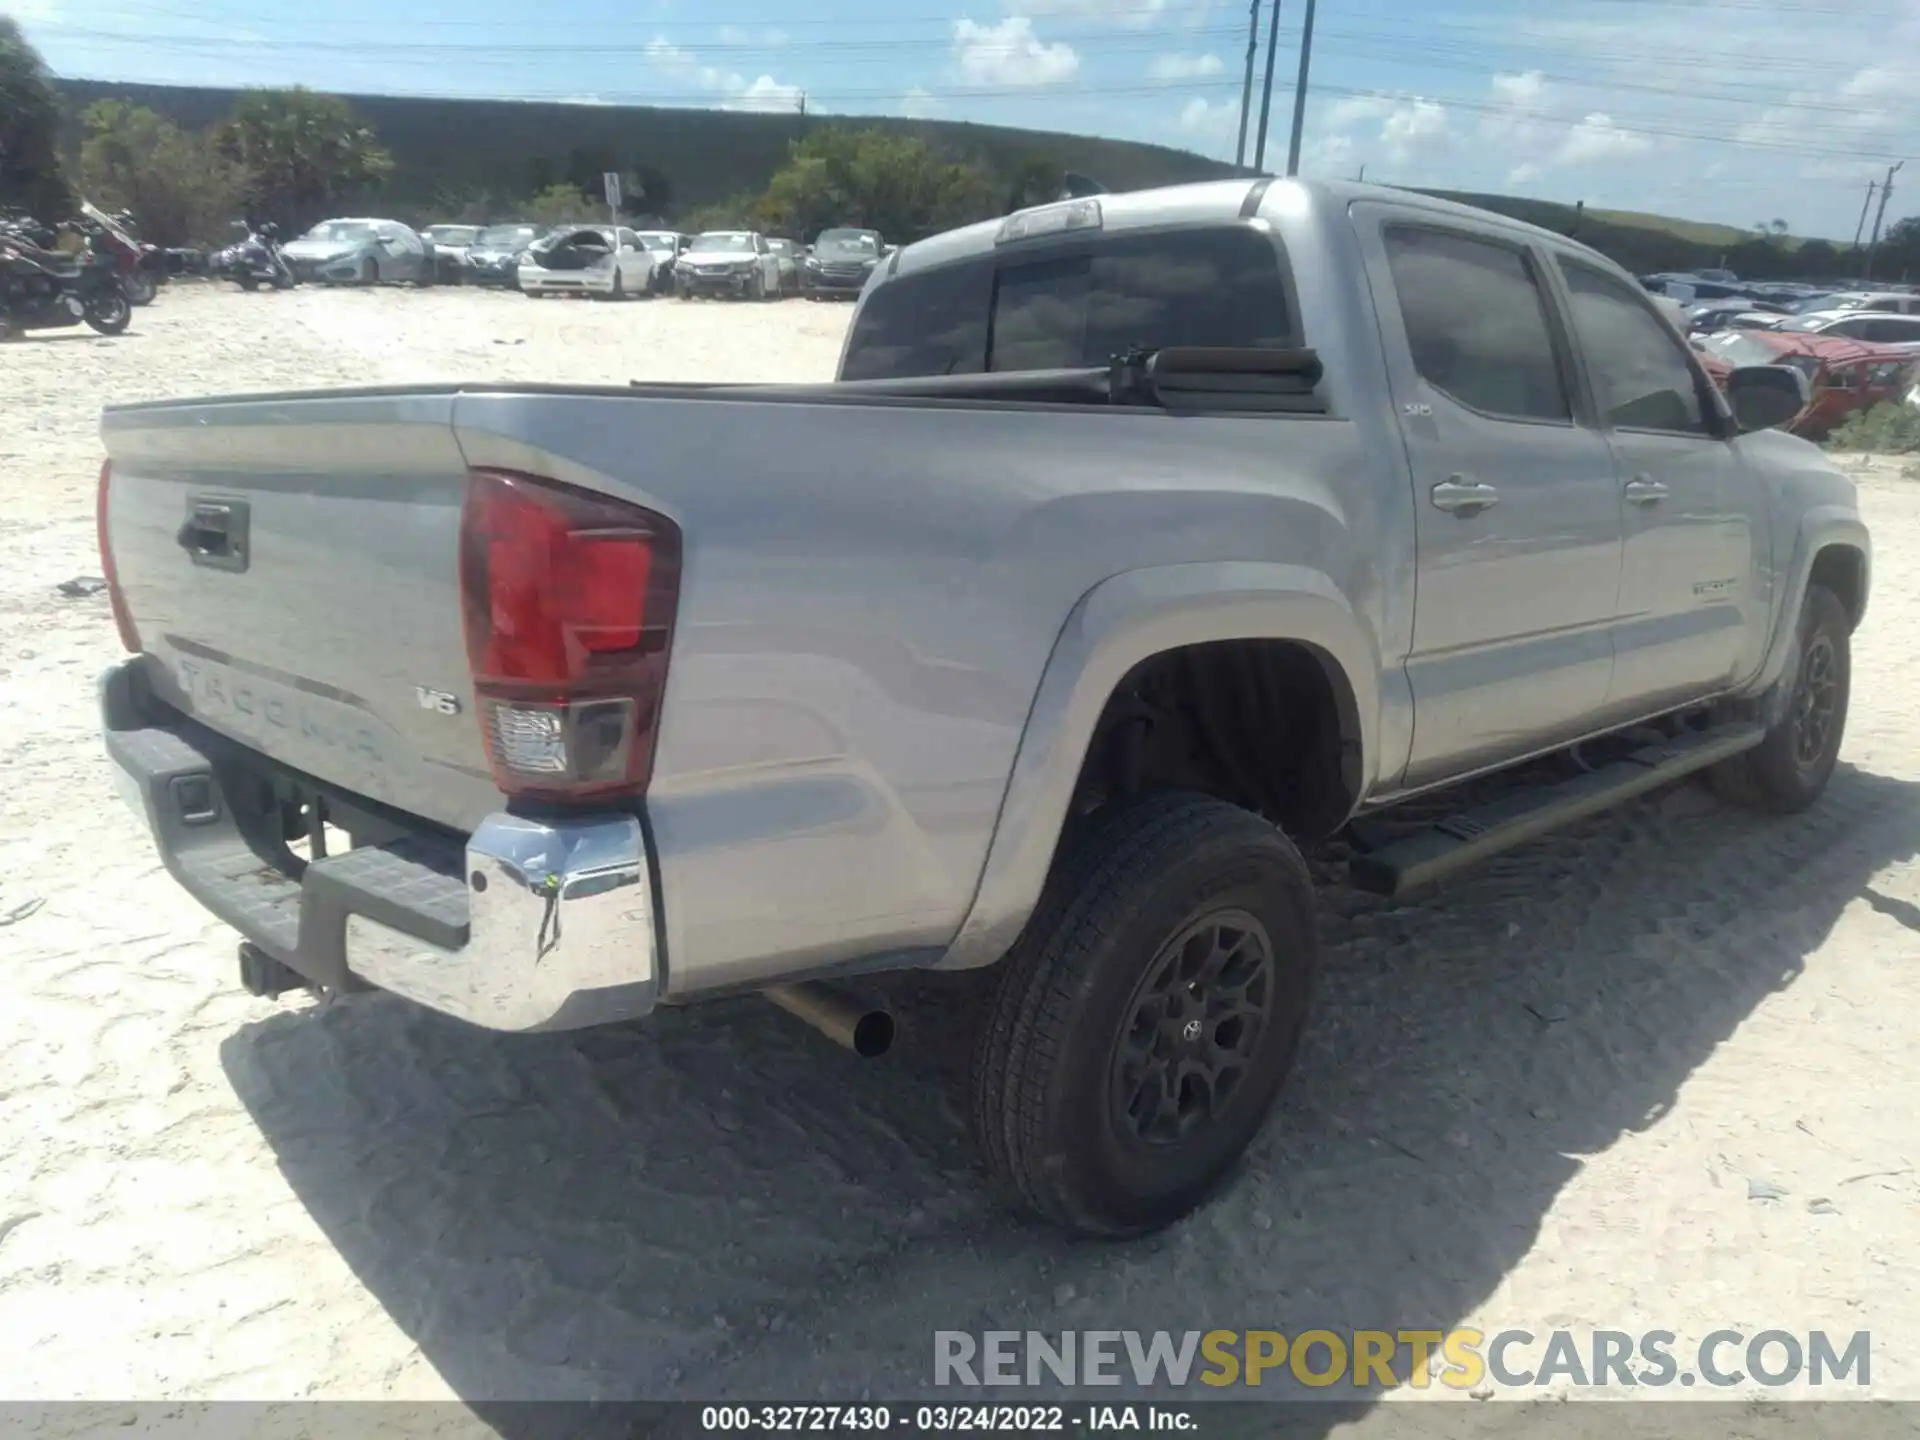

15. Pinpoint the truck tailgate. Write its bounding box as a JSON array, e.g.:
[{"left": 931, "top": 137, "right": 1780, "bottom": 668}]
[{"left": 101, "top": 390, "right": 500, "bottom": 833}]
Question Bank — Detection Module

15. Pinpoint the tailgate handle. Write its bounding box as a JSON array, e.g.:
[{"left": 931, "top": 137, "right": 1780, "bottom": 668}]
[{"left": 178, "top": 499, "right": 249, "bottom": 572}]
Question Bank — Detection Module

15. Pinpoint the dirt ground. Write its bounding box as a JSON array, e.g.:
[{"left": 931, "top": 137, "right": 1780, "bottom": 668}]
[{"left": 2, "top": 283, "right": 1917, "bottom": 1427}]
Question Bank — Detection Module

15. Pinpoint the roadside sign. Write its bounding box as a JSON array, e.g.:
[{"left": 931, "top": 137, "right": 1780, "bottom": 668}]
[{"left": 603, "top": 172, "right": 622, "bottom": 209}]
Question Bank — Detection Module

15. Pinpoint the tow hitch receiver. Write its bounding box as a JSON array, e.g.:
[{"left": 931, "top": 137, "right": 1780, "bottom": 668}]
[{"left": 238, "top": 941, "right": 307, "bottom": 999}]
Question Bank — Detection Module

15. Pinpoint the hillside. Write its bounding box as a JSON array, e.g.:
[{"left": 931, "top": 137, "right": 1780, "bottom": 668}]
[
  {"left": 52, "top": 79, "right": 1859, "bottom": 279},
  {"left": 53, "top": 79, "right": 1245, "bottom": 218}
]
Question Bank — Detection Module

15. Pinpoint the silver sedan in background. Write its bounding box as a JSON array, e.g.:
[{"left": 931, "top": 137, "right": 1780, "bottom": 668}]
[{"left": 279, "top": 219, "right": 434, "bottom": 286}]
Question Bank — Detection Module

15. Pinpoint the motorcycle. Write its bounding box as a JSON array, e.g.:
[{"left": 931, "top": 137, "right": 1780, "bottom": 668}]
[
  {"left": 211, "top": 222, "right": 296, "bottom": 291},
  {"left": 77, "top": 202, "right": 167, "bottom": 306},
  {"left": 0, "top": 232, "right": 134, "bottom": 339}
]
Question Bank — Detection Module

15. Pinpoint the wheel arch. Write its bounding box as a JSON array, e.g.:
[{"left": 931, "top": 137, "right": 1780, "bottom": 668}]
[
  {"left": 936, "top": 562, "right": 1379, "bottom": 971},
  {"left": 1753, "top": 508, "right": 1870, "bottom": 697}
]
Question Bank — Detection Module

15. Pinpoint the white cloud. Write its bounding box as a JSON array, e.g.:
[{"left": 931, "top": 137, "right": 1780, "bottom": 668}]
[
  {"left": 1325, "top": 95, "right": 1396, "bottom": 130},
  {"left": 1553, "top": 112, "right": 1652, "bottom": 166},
  {"left": 1506, "top": 162, "right": 1542, "bottom": 186},
  {"left": 953, "top": 17, "right": 1080, "bottom": 87},
  {"left": 646, "top": 35, "right": 802, "bottom": 111},
  {"left": 647, "top": 36, "right": 693, "bottom": 68},
  {"left": 1489, "top": 70, "right": 1546, "bottom": 108},
  {"left": 721, "top": 75, "right": 804, "bottom": 112},
  {"left": 1380, "top": 98, "right": 1449, "bottom": 159},
  {"left": 1148, "top": 52, "right": 1224, "bottom": 81},
  {"left": 1178, "top": 96, "right": 1238, "bottom": 138},
  {"left": 901, "top": 86, "right": 940, "bottom": 119}
]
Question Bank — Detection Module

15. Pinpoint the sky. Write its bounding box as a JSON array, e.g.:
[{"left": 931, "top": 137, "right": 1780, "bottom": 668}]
[{"left": 14, "top": 0, "right": 1919, "bottom": 239}]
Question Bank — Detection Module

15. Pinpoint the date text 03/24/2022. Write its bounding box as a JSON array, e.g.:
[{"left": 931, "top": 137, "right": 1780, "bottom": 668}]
[{"left": 699, "top": 1405, "right": 1194, "bottom": 1432}]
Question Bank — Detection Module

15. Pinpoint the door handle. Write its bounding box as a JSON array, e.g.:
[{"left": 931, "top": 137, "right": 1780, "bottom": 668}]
[
  {"left": 1624, "top": 475, "right": 1669, "bottom": 505},
  {"left": 1430, "top": 477, "right": 1500, "bottom": 514}
]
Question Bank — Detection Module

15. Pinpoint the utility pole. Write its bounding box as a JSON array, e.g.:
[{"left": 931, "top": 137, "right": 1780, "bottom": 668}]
[
  {"left": 1283, "top": 0, "right": 1320, "bottom": 177},
  {"left": 1864, "top": 160, "right": 1902, "bottom": 281},
  {"left": 1252, "top": 0, "right": 1284, "bottom": 171},
  {"left": 1234, "top": 0, "right": 1260, "bottom": 168},
  {"left": 1852, "top": 179, "right": 1876, "bottom": 251}
]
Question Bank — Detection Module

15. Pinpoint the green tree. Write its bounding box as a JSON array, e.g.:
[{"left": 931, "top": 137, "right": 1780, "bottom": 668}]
[
  {"left": 78, "top": 101, "right": 243, "bottom": 246},
  {"left": 0, "top": 17, "right": 73, "bottom": 217},
  {"left": 218, "top": 88, "right": 394, "bottom": 232},
  {"left": 522, "top": 181, "right": 602, "bottom": 225},
  {"left": 757, "top": 127, "right": 1001, "bottom": 245}
]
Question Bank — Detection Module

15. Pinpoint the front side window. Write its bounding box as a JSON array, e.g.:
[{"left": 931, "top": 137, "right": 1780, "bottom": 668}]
[
  {"left": 1383, "top": 227, "right": 1570, "bottom": 423},
  {"left": 841, "top": 225, "right": 1296, "bottom": 382},
  {"left": 1558, "top": 258, "right": 1712, "bottom": 435}
]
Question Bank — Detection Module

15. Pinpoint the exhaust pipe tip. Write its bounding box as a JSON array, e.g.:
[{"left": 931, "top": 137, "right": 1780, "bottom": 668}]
[
  {"left": 763, "top": 982, "right": 895, "bottom": 1059},
  {"left": 849, "top": 1007, "right": 895, "bottom": 1059}
]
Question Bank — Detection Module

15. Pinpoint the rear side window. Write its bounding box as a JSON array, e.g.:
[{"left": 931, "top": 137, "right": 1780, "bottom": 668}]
[
  {"left": 1864, "top": 317, "right": 1920, "bottom": 343},
  {"left": 840, "top": 225, "right": 1296, "bottom": 381},
  {"left": 1382, "top": 227, "right": 1571, "bottom": 422}
]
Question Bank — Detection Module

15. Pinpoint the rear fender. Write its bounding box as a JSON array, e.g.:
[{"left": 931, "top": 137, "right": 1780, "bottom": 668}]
[{"left": 936, "top": 561, "right": 1379, "bottom": 970}]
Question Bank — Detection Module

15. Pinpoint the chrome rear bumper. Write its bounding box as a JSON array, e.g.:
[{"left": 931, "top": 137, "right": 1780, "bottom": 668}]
[{"left": 100, "top": 659, "right": 659, "bottom": 1032}]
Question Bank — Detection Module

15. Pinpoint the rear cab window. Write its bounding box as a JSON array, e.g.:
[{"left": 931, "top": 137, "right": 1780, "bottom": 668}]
[{"left": 839, "top": 224, "right": 1299, "bottom": 382}]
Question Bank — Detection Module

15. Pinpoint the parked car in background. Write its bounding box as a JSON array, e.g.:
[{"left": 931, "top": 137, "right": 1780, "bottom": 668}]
[
  {"left": 675, "top": 230, "right": 782, "bottom": 300},
  {"left": 461, "top": 223, "right": 544, "bottom": 288},
  {"left": 518, "top": 224, "right": 655, "bottom": 299},
  {"left": 281, "top": 219, "right": 433, "bottom": 286},
  {"left": 1813, "top": 290, "right": 1920, "bottom": 316},
  {"left": 421, "top": 224, "right": 482, "bottom": 283},
  {"left": 1775, "top": 310, "right": 1920, "bottom": 349},
  {"left": 631, "top": 230, "right": 689, "bottom": 293},
  {"left": 803, "top": 227, "right": 884, "bottom": 299},
  {"left": 766, "top": 238, "right": 803, "bottom": 295},
  {"left": 1696, "top": 328, "right": 1917, "bottom": 438},
  {"left": 1688, "top": 299, "right": 1789, "bottom": 333}
]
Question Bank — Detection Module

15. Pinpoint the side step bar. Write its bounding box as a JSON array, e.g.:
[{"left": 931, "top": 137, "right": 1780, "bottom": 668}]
[{"left": 1348, "top": 721, "right": 1766, "bottom": 898}]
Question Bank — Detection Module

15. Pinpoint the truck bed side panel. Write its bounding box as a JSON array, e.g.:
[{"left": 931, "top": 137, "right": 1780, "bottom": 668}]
[{"left": 450, "top": 391, "right": 1385, "bottom": 995}]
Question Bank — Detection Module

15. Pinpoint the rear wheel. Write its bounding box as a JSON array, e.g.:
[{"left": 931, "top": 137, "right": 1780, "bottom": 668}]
[
  {"left": 970, "top": 792, "right": 1317, "bottom": 1237},
  {"left": 1709, "top": 582, "right": 1850, "bottom": 813},
  {"left": 237, "top": 274, "right": 260, "bottom": 293}
]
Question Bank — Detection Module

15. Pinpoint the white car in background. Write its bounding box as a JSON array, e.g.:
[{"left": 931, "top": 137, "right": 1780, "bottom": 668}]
[
  {"left": 1772, "top": 309, "right": 1920, "bottom": 352},
  {"left": 517, "top": 224, "right": 657, "bottom": 299}
]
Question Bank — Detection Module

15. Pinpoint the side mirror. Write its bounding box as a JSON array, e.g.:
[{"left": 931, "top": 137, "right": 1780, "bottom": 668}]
[{"left": 1725, "top": 364, "right": 1810, "bottom": 433}]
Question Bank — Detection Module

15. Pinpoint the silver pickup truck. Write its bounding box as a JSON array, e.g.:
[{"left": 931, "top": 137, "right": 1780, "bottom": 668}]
[{"left": 98, "top": 179, "right": 1869, "bottom": 1238}]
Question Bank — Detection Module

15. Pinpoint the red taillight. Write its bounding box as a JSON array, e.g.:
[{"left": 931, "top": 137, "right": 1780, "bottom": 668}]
[
  {"left": 96, "top": 460, "right": 141, "bottom": 653},
  {"left": 459, "top": 467, "right": 681, "bottom": 803}
]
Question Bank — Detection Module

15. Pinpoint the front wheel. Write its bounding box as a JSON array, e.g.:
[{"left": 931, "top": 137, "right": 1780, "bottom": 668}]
[
  {"left": 84, "top": 287, "right": 132, "bottom": 335},
  {"left": 970, "top": 792, "right": 1317, "bottom": 1237},
  {"left": 1709, "top": 582, "right": 1851, "bottom": 813}
]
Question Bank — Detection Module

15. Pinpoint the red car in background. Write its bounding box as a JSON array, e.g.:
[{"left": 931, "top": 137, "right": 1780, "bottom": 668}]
[{"left": 1694, "top": 328, "right": 1917, "bottom": 439}]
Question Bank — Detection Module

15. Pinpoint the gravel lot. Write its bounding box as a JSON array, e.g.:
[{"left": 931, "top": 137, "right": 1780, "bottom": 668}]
[{"left": 2, "top": 283, "right": 1917, "bottom": 1427}]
